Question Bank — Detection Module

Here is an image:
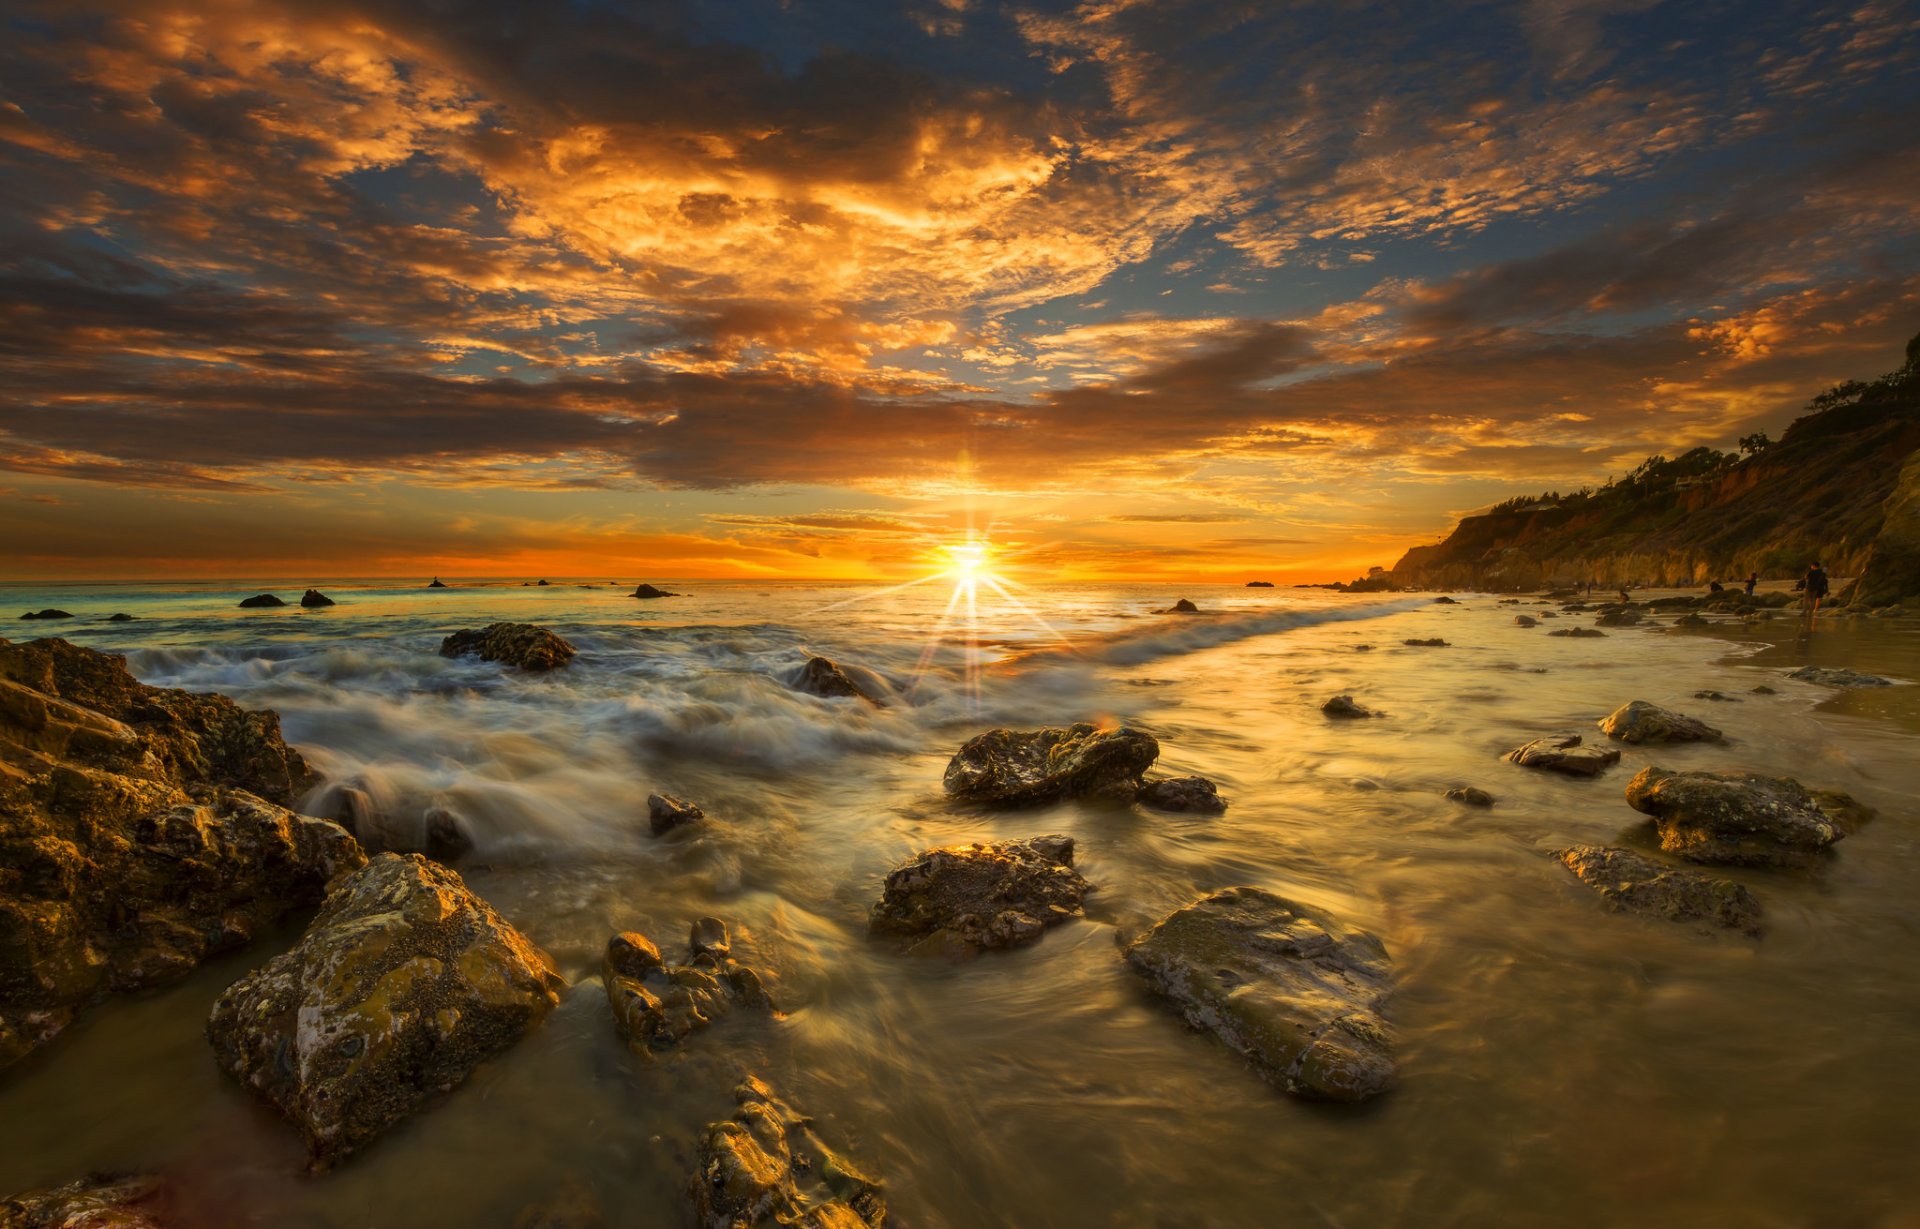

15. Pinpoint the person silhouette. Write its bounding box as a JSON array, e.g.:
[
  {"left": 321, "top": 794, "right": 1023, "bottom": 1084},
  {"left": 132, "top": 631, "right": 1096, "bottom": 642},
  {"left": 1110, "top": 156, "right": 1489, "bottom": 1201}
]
[{"left": 1802, "top": 562, "right": 1829, "bottom": 613}]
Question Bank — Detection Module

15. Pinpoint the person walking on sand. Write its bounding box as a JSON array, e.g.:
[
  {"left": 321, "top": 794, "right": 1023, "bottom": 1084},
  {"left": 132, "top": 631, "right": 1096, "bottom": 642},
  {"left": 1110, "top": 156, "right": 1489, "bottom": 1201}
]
[
  {"left": 1744, "top": 571, "right": 1758, "bottom": 597},
  {"left": 1802, "top": 562, "right": 1830, "bottom": 613}
]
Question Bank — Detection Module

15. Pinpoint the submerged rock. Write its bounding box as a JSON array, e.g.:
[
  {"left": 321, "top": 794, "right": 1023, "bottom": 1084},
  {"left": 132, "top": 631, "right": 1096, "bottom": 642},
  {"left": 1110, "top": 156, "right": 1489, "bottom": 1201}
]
[
  {"left": 648, "top": 793, "right": 706, "bottom": 835},
  {"left": 1751, "top": 684, "right": 1778, "bottom": 695},
  {"left": 1674, "top": 612, "right": 1709, "bottom": 627},
  {"left": 0, "top": 1173, "right": 171, "bottom": 1228},
  {"left": 1786, "top": 665, "right": 1892, "bottom": 688},
  {"left": 439, "top": 622, "right": 577, "bottom": 671},
  {"left": 107, "top": 613, "right": 136, "bottom": 622},
  {"left": 1513, "top": 614, "right": 1538, "bottom": 628},
  {"left": 604, "top": 919, "right": 771, "bottom": 1053},
  {"left": 237, "top": 593, "right": 285, "bottom": 608},
  {"left": 693, "top": 1077, "right": 887, "bottom": 1229},
  {"left": 631, "top": 583, "right": 678, "bottom": 599},
  {"left": 1402, "top": 638, "right": 1449, "bottom": 647},
  {"left": 299, "top": 589, "right": 335, "bottom": 608},
  {"left": 1555, "top": 845, "right": 1763, "bottom": 936},
  {"left": 1595, "top": 608, "right": 1642, "bottom": 627},
  {"left": 17, "top": 610, "right": 73, "bottom": 620},
  {"left": 1124, "top": 886, "right": 1394, "bottom": 1102},
  {"left": 1504, "top": 734, "right": 1621, "bottom": 777},
  {"left": 943, "top": 723, "right": 1159, "bottom": 806},
  {"left": 1597, "top": 700, "right": 1723, "bottom": 744},
  {"left": 206, "top": 853, "right": 564, "bottom": 1170},
  {"left": 1693, "top": 690, "right": 1740, "bottom": 702},
  {"left": 793, "top": 655, "right": 881, "bottom": 704},
  {"left": 1624, "top": 767, "right": 1869, "bottom": 868},
  {"left": 0, "top": 636, "right": 355, "bottom": 1069},
  {"left": 869, "top": 835, "right": 1089, "bottom": 956},
  {"left": 1548, "top": 627, "right": 1607, "bottom": 638},
  {"left": 1321, "top": 694, "right": 1377, "bottom": 719},
  {"left": 1136, "top": 775, "right": 1227, "bottom": 814},
  {"left": 1445, "top": 786, "right": 1495, "bottom": 807},
  {"left": 1432, "top": 596, "right": 1458, "bottom": 604}
]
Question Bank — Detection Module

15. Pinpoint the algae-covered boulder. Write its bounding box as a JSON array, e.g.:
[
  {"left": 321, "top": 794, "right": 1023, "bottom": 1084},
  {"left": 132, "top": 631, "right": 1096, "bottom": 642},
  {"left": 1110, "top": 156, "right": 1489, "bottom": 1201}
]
[
  {"left": 0, "top": 1174, "right": 171, "bottom": 1228},
  {"left": 943, "top": 723, "right": 1159, "bottom": 806},
  {"left": 604, "top": 918, "right": 771, "bottom": 1053},
  {"left": 0, "top": 636, "right": 356, "bottom": 1070},
  {"left": 1598, "top": 700, "right": 1722, "bottom": 744},
  {"left": 1624, "top": 767, "right": 1869, "bottom": 868},
  {"left": 869, "top": 835, "right": 1089, "bottom": 956},
  {"left": 1124, "top": 886, "right": 1394, "bottom": 1102},
  {"left": 439, "top": 623, "right": 576, "bottom": 671},
  {"left": 206, "top": 853, "right": 564, "bottom": 1170},
  {"left": 1555, "top": 844, "right": 1763, "bottom": 935},
  {"left": 1504, "top": 734, "right": 1621, "bottom": 777},
  {"left": 1135, "top": 775, "right": 1227, "bottom": 814},
  {"left": 693, "top": 1077, "right": 887, "bottom": 1229}
]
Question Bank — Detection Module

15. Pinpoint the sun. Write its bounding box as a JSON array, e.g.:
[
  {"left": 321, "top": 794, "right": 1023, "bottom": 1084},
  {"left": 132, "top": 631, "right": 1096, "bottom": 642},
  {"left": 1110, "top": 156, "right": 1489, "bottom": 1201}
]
[{"left": 944, "top": 540, "right": 991, "bottom": 579}]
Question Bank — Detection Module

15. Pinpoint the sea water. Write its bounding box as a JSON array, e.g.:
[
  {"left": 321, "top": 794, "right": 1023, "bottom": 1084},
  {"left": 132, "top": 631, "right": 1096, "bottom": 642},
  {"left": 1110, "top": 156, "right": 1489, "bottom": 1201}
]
[{"left": 1, "top": 579, "right": 1916, "bottom": 1228}]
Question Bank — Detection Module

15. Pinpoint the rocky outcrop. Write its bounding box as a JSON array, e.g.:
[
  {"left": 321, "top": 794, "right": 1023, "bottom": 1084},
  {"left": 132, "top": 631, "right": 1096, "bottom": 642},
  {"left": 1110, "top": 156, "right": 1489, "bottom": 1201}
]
[
  {"left": 647, "top": 793, "right": 705, "bottom": 835},
  {"left": 1246, "top": 581, "right": 1274, "bottom": 587},
  {"left": 604, "top": 919, "right": 771, "bottom": 1053},
  {"left": 1549, "top": 627, "right": 1606, "bottom": 638},
  {"left": 1786, "top": 666, "right": 1892, "bottom": 688},
  {"left": 693, "top": 1077, "right": 887, "bottom": 1229},
  {"left": 792, "top": 656, "right": 880, "bottom": 704},
  {"left": 1124, "top": 887, "right": 1394, "bottom": 1102},
  {"left": 206, "top": 853, "right": 564, "bottom": 1170},
  {"left": 631, "top": 584, "right": 678, "bottom": 599},
  {"left": 1321, "top": 695, "right": 1377, "bottom": 719},
  {"left": 1844, "top": 444, "right": 1920, "bottom": 608},
  {"left": 943, "top": 723, "right": 1159, "bottom": 806},
  {"left": 1504, "top": 735, "right": 1621, "bottom": 777},
  {"left": 1136, "top": 775, "right": 1227, "bottom": 814},
  {"left": 869, "top": 835, "right": 1089, "bottom": 956},
  {"left": 1597, "top": 701, "right": 1722, "bottom": 744},
  {"left": 439, "top": 623, "right": 577, "bottom": 671},
  {"left": 1624, "top": 767, "right": 1869, "bottom": 867},
  {"left": 0, "top": 1174, "right": 172, "bottom": 1228},
  {"left": 1163, "top": 598, "right": 1200, "bottom": 614},
  {"left": 237, "top": 593, "right": 285, "bottom": 608},
  {"left": 300, "top": 589, "right": 335, "bottom": 608},
  {"left": 1555, "top": 845, "right": 1763, "bottom": 935},
  {"left": 18, "top": 610, "right": 72, "bottom": 620},
  {"left": 0, "top": 636, "right": 356, "bottom": 1070}
]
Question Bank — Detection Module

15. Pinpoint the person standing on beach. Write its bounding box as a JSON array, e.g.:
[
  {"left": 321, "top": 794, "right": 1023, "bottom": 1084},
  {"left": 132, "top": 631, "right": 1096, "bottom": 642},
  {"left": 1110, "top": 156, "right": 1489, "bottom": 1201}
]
[
  {"left": 1744, "top": 571, "right": 1758, "bottom": 597},
  {"left": 1802, "top": 562, "right": 1830, "bottom": 612}
]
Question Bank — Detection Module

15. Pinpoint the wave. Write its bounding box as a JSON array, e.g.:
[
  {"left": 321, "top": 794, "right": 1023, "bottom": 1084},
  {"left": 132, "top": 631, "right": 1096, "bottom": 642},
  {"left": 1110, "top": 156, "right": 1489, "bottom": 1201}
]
[{"left": 1025, "top": 598, "right": 1426, "bottom": 668}]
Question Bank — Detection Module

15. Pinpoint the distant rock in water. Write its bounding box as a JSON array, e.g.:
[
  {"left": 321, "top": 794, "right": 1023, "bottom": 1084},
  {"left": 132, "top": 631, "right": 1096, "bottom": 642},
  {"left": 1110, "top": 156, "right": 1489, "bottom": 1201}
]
[
  {"left": 0, "top": 635, "right": 356, "bottom": 1070},
  {"left": 1513, "top": 614, "right": 1538, "bottom": 627},
  {"left": 631, "top": 583, "right": 677, "bottom": 599},
  {"left": 1163, "top": 598, "right": 1200, "bottom": 613},
  {"left": 1598, "top": 700, "right": 1722, "bottom": 744},
  {"left": 647, "top": 792, "right": 705, "bottom": 835},
  {"left": 1136, "top": 775, "right": 1227, "bottom": 814},
  {"left": 1124, "top": 886, "right": 1395, "bottom": 1102},
  {"left": 1505, "top": 734, "right": 1620, "bottom": 777},
  {"left": 1403, "top": 637, "right": 1449, "bottom": 647},
  {"left": 1548, "top": 627, "right": 1606, "bottom": 638},
  {"left": 18, "top": 609, "right": 73, "bottom": 620},
  {"left": 1321, "top": 694, "right": 1377, "bottom": 719},
  {"left": 1595, "top": 608, "right": 1643, "bottom": 627},
  {"left": 793, "top": 654, "right": 881, "bottom": 704},
  {"left": 1245, "top": 580, "right": 1274, "bottom": 587},
  {"left": 207, "top": 853, "right": 563, "bottom": 1170},
  {"left": 1625, "top": 767, "right": 1869, "bottom": 868},
  {"left": 237, "top": 593, "right": 285, "bottom": 608},
  {"left": 1693, "top": 690, "right": 1740, "bottom": 702},
  {"left": 1432, "top": 596, "right": 1458, "bottom": 604},
  {"left": 694, "top": 1078, "right": 887, "bottom": 1229},
  {"left": 535, "top": 578, "right": 550, "bottom": 585},
  {"left": 299, "top": 589, "right": 335, "bottom": 608},
  {"left": 427, "top": 577, "right": 448, "bottom": 588},
  {"left": 0, "top": 1174, "right": 172, "bottom": 1228},
  {"left": 604, "top": 919, "right": 771, "bottom": 1053},
  {"left": 944, "top": 723, "right": 1159, "bottom": 806},
  {"left": 869, "top": 835, "right": 1089, "bottom": 957},
  {"left": 1752, "top": 684, "right": 1778, "bottom": 695},
  {"left": 1555, "top": 845, "right": 1763, "bottom": 935},
  {"left": 439, "top": 622, "right": 577, "bottom": 671},
  {"left": 1446, "top": 786, "right": 1495, "bottom": 807},
  {"left": 1786, "top": 665, "right": 1892, "bottom": 688},
  {"left": 107, "top": 612, "right": 136, "bottom": 622}
]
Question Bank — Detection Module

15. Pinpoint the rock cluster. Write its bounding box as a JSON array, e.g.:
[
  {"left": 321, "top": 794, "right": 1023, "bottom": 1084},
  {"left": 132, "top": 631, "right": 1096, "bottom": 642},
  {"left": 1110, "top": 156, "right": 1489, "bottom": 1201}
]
[
  {"left": 0, "top": 636, "right": 359, "bottom": 1069},
  {"left": 1124, "top": 887, "right": 1395, "bottom": 1102},
  {"left": 1555, "top": 845, "right": 1762, "bottom": 935},
  {"left": 869, "top": 835, "right": 1089, "bottom": 956},
  {"left": 1624, "top": 767, "right": 1869, "bottom": 867},
  {"left": 1548, "top": 627, "right": 1606, "bottom": 638},
  {"left": 943, "top": 723, "right": 1159, "bottom": 806},
  {"left": 439, "top": 623, "right": 577, "bottom": 671},
  {"left": 693, "top": 1077, "right": 887, "bottom": 1229},
  {"left": 1786, "top": 666, "right": 1892, "bottom": 688},
  {"left": 1597, "top": 700, "right": 1722, "bottom": 744},
  {"left": 604, "top": 919, "right": 771, "bottom": 1053}
]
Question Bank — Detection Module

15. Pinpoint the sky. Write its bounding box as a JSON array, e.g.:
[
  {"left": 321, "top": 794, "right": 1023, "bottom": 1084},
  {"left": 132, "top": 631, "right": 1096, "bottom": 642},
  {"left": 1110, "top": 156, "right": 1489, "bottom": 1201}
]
[{"left": 1, "top": 0, "right": 1918, "bottom": 582}]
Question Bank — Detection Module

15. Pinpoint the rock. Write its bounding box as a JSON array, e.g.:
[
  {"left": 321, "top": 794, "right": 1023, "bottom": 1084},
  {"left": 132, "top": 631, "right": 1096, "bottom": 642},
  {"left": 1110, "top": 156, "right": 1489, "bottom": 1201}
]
[
  {"left": 647, "top": 793, "right": 705, "bottom": 835},
  {"left": 107, "top": 613, "right": 136, "bottom": 622},
  {"left": 439, "top": 623, "right": 577, "bottom": 671},
  {"left": 1513, "top": 615, "right": 1538, "bottom": 627},
  {"left": 0, "top": 1174, "right": 171, "bottom": 1228},
  {"left": 943, "top": 723, "right": 1159, "bottom": 806},
  {"left": 0, "top": 637, "right": 356, "bottom": 1070},
  {"left": 793, "top": 655, "right": 880, "bottom": 704},
  {"left": 236, "top": 593, "right": 285, "bottom": 608},
  {"left": 1624, "top": 767, "right": 1870, "bottom": 867},
  {"left": 1353, "top": 643, "right": 1374, "bottom": 651},
  {"left": 536, "top": 579, "right": 551, "bottom": 586},
  {"left": 1402, "top": 638, "right": 1448, "bottom": 647},
  {"left": 428, "top": 578, "right": 447, "bottom": 588},
  {"left": 299, "top": 589, "right": 335, "bottom": 608},
  {"left": 1432, "top": 596, "right": 1458, "bottom": 604},
  {"left": 1786, "top": 666, "right": 1893, "bottom": 687},
  {"left": 1445, "top": 786, "right": 1495, "bottom": 807},
  {"left": 631, "top": 584, "right": 678, "bottom": 599},
  {"left": 1751, "top": 684, "right": 1778, "bottom": 695},
  {"left": 604, "top": 919, "right": 771, "bottom": 1054},
  {"left": 1597, "top": 700, "right": 1723, "bottom": 744},
  {"left": 1548, "top": 627, "right": 1607, "bottom": 638},
  {"left": 1595, "top": 608, "right": 1642, "bottom": 627},
  {"left": 18, "top": 610, "right": 73, "bottom": 620},
  {"left": 1538, "top": 610, "right": 1559, "bottom": 618},
  {"left": 1136, "top": 776, "right": 1227, "bottom": 814},
  {"left": 869, "top": 835, "right": 1089, "bottom": 956},
  {"left": 1245, "top": 581, "right": 1274, "bottom": 588},
  {"left": 206, "top": 853, "right": 563, "bottom": 1170},
  {"left": 693, "top": 1077, "right": 886, "bottom": 1229},
  {"left": 1124, "top": 886, "right": 1394, "bottom": 1102},
  {"left": 1163, "top": 598, "right": 1200, "bottom": 614},
  {"left": 1675, "top": 612, "right": 1708, "bottom": 627},
  {"left": 1504, "top": 734, "right": 1621, "bottom": 777},
  {"left": 1320, "top": 695, "right": 1377, "bottom": 719},
  {"left": 1555, "top": 845, "right": 1763, "bottom": 935},
  {"left": 1693, "top": 690, "right": 1740, "bottom": 702}
]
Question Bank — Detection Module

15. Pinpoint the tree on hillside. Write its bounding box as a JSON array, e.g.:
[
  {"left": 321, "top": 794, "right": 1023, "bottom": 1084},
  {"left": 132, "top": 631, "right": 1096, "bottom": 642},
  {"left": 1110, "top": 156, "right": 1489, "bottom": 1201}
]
[{"left": 1739, "top": 431, "right": 1771, "bottom": 457}]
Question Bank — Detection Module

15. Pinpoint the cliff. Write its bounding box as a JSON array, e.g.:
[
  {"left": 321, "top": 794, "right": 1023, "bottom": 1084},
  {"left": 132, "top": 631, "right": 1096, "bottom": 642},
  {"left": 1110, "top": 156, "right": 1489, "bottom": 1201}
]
[{"left": 1388, "top": 336, "right": 1920, "bottom": 594}]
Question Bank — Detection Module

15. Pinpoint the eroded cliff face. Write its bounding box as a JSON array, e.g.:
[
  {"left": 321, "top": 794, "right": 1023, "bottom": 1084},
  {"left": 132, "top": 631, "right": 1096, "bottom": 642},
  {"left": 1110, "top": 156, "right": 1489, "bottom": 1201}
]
[{"left": 1844, "top": 448, "right": 1920, "bottom": 607}]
